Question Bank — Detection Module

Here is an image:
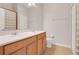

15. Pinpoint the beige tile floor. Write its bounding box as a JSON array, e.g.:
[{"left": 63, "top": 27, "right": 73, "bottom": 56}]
[{"left": 43, "top": 45, "right": 73, "bottom": 55}]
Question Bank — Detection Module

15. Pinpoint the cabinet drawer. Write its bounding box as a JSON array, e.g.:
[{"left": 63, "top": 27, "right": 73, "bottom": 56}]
[
  {"left": 38, "top": 32, "right": 46, "bottom": 39},
  {"left": 4, "top": 36, "right": 36, "bottom": 55},
  {"left": 28, "top": 36, "right": 36, "bottom": 43}
]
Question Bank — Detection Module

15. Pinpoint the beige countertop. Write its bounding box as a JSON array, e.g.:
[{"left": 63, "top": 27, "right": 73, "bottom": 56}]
[{"left": 0, "top": 31, "right": 45, "bottom": 46}]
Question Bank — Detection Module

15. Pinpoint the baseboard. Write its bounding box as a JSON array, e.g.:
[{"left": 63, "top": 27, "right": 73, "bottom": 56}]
[{"left": 53, "top": 43, "right": 71, "bottom": 49}]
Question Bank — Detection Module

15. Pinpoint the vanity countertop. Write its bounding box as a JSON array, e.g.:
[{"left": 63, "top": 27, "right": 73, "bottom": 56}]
[{"left": 0, "top": 31, "right": 45, "bottom": 46}]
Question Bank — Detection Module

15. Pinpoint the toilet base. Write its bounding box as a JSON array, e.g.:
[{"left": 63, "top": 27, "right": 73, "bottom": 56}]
[
  {"left": 47, "top": 44, "right": 52, "bottom": 48},
  {"left": 46, "top": 37, "right": 53, "bottom": 48}
]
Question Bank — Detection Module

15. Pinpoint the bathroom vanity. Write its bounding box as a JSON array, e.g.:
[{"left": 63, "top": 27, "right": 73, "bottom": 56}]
[{"left": 0, "top": 31, "right": 46, "bottom": 55}]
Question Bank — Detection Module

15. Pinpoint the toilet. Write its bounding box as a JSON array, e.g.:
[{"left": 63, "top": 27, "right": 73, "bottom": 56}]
[{"left": 46, "top": 35, "right": 54, "bottom": 48}]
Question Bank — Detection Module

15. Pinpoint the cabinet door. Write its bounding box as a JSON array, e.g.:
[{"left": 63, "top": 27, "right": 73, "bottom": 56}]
[
  {"left": 0, "top": 47, "right": 3, "bottom": 55},
  {"left": 11, "top": 47, "right": 26, "bottom": 55},
  {"left": 27, "top": 42, "right": 37, "bottom": 55},
  {"left": 37, "top": 39, "right": 43, "bottom": 55}
]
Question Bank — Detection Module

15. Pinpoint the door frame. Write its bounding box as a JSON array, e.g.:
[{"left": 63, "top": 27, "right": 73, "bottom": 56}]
[{"left": 71, "top": 3, "right": 76, "bottom": 54}]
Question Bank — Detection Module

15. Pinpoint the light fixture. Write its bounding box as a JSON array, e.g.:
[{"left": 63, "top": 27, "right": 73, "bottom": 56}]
[{"left": 27, "top": 3, "right": 36, "bottom": 7}]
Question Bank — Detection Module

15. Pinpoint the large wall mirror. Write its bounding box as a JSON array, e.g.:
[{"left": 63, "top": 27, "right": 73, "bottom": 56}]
[{"left": 0, "top": 8, "right": 17, "bottom": 31}]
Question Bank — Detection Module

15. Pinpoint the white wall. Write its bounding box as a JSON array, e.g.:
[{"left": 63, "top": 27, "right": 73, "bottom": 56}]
[
  {"left": 17, "top": 4, "right": 28, "bottom": 30},
  {"left": 28, "top": 4, "right": 43, "bottom": 31},
  {"left": 43, "top": 4, "right": 72, "bottom": 48}
]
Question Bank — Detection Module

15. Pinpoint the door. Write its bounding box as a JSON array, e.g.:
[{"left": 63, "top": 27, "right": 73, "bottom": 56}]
[{"left": 72, "top": 4, "right": 76, "bottom": 54}]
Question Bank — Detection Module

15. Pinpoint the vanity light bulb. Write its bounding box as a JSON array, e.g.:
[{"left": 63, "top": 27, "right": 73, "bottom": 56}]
[
  {"left": 27, "top": 3, "right": 36, "bottom": 7},
  {"left": 28, "top": 3, "right": 32, "bottom": 6}
]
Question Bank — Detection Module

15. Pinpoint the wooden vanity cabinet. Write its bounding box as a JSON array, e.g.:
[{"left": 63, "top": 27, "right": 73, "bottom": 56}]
[
  {"left": 3, "top": 36, "right": 37, "bottom": 55},
  {"left": 0, "top": 32, "right": 46, "bottom": 55}
]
